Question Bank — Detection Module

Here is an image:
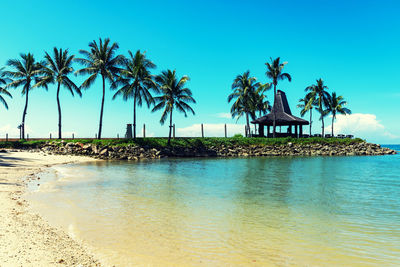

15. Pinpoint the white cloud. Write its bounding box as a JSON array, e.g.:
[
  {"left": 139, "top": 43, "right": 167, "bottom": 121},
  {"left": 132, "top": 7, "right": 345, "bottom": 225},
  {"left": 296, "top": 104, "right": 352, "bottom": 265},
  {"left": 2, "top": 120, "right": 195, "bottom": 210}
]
[
  {"left": 177, "top": 123, "right": 246, "bottom": 137},
  {"left": 324, "top": 113, "right": 398, "bottom": 141},
  {"left": 215, "top": 113, "right": 232, "bottom": 119}
]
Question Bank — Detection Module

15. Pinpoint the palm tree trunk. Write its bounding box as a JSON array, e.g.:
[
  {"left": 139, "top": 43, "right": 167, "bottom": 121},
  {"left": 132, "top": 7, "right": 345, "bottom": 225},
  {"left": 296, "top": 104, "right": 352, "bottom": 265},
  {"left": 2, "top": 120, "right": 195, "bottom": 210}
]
[
  {"left": 332, "top": 116, "right": 334, "bottom": 137},
  {"left": 56, "top": 82, "right": 62, "bottom": 139},
  {"left": 133, "top": 94, "right": 137, "bottom": 139},
  {"left": 246, "top": 113, "right": 250, "bottom": 137},
  {"left": 321, "top": 111, "right": 325, "bottom": 137},
  {"left": 168, "top": 110, "right": 173, "bottom": 145},
  {"left": 273, "top": 84, "right": 276, "bottom": 138},
  {"left": 309, "top": 108, "right": 312, "bottom": 135},
  {"left": 98, "top": 75, "right": 105, "bottom": 139},
  {"left": 21, "top": 87, "right": 29, "bottom": 140}
]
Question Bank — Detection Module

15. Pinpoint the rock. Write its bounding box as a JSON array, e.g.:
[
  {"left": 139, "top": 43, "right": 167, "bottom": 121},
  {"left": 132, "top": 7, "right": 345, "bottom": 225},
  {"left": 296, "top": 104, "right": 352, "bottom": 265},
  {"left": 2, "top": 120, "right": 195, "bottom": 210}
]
[{"left": 99, "top": 148, "right": 108, "bottom": 156}]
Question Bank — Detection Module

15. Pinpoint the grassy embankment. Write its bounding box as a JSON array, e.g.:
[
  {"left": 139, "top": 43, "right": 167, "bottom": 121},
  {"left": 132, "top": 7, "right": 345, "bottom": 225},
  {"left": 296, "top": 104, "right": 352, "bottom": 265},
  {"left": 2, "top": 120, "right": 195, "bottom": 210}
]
[{"left": 0, "top": 136, "right": 364, "bottom": 149}]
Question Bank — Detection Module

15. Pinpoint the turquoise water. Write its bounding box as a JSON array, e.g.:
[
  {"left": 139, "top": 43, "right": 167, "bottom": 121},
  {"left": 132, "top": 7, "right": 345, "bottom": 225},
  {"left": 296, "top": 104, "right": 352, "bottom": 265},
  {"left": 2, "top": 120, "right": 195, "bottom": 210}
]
[{"left": 27, "top": 145, "right": 400, "bottom": 266}]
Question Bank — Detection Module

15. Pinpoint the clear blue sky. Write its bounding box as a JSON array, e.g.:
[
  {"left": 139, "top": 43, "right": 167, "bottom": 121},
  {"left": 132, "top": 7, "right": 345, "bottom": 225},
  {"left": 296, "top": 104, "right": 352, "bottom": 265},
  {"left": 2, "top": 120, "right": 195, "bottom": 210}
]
[{"left": 0, "top": 0, "right": 399, "bottom": 143}]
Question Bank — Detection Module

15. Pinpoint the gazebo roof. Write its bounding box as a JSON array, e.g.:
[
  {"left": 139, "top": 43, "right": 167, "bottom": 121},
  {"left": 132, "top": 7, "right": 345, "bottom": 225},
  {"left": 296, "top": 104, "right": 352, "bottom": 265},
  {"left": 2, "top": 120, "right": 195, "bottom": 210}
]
[{"left": 252, "top": 90, "right": 309, "bottom": 126}]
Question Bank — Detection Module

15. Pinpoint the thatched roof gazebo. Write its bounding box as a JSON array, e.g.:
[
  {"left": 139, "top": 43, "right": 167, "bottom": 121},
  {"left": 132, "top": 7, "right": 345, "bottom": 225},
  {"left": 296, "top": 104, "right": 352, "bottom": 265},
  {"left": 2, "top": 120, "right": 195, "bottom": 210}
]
[{"left": 252, "top": 90, "right": 309, "bottom": 138}]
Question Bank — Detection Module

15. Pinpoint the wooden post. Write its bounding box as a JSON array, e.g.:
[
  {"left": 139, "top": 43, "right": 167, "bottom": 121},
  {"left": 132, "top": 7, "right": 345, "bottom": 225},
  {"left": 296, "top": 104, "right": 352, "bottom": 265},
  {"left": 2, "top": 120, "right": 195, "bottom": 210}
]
[
  {"left": 259, "top": 125, "right": 264, "bottom": 137},
  {"left": 117, "top": 133, "right": 119, "bottom": 139},
  {"left": 300, "top": 125, "right": 303, "bottom": 138},
  {"left": 224, "top": 124, "right": 227, "bottom": 138},
  {"left": 72, "top": 133, "right": 74, "bottom": 139},
  {"left": 267, "top": 126, "right": 270, "bottom": 138},
  {"left": 295, "top": 125, "right": 298, "bottom": 138},
  {"left": 173, "top": 124, "right": 175, "bottom": 138},
  {"left": 50, "top": 133, "right": 52, "bottom": 139},
  {"left": 95, "top": 133, "right": 97, "bottom": 139},
  {"left": 27, "top": 134, "right": 29, "bottom": 140},
  {"left": 244, "top": 125, "right": 247, "bottom": 137},
  {"left": 6, "top": 133, "right": 8, "bottom": 142},
  {"left": 201, "top": 123, "right": 204, "bottom": 138},
  {"left": 143, "top": 124, "right": 146, "bottom": 138}
]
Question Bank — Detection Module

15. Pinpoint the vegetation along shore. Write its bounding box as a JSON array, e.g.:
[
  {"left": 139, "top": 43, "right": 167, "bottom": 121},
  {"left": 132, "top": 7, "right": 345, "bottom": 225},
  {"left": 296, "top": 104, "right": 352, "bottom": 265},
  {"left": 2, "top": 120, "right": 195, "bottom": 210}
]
[{"left": 1, "top": 137, "right": 396, "bottom": 160}]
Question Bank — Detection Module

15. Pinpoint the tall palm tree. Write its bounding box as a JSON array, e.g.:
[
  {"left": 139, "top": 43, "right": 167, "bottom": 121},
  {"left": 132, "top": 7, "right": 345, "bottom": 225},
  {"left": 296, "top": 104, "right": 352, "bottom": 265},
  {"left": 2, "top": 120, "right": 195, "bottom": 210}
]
[
  {"left": 297, "top": 92, "right": 314, "bottom": 135},
  {"left": 228, "top": 71, "right": 262, "bottom": 137},
  {"left": 251, "top": 84, "right": 271, "bottom": 134},
  {"left": 35, "top": 48, "right": 81, "bottom": 139},
  {"left": 75, "top": 38, "right": 124, "bottom": 139},
  {"left": 305, "top": 79, "right": 330, "bottom": 137},
  {"left": 265, "top": 57, "right": 291, "bottom": 137},
  {"left": 4, "top": 53, "right": 43, "bottom": 139},
  {"left": 326, "top": 92, "right": 351, "bottom": 136},
  {"left": 152, "top": 70, "right": 195, "bottom": 145},
  {"left": 253, "top": 83, "right": 272, "bottom": 117},
  {"left": 112, "top": 50, "right": 156, "bottom": 139},
  {"left": 0, "top": 68, "right": 12, "bottom": 110}
]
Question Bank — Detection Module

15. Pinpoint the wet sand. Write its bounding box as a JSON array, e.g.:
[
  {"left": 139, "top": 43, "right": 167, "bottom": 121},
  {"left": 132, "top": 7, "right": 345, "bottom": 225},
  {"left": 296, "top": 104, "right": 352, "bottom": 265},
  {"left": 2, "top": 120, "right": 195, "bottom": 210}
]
[{"left": 0, "top": 150, "right": 101, "bottom": 266}]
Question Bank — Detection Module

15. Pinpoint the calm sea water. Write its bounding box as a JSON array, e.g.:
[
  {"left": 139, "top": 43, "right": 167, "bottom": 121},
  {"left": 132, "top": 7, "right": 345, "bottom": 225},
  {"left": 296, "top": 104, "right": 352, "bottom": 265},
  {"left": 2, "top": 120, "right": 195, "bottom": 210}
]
[{"left": 26, "top": 145, "right": 400, "bottom": 266}]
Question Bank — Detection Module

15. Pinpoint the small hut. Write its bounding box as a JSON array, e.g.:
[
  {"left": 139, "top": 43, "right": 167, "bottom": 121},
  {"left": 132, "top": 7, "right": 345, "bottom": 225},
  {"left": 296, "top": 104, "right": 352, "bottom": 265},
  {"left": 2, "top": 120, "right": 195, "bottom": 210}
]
[{"left": 252, "top": 90, "right": 309, "bottom": 138}]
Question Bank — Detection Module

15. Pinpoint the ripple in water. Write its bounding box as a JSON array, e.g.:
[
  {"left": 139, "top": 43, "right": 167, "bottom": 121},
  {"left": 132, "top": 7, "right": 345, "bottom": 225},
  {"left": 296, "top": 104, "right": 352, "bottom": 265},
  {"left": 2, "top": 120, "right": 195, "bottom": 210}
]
[{"left": 26, "top": 149, "right": 400, "bottom": 266}]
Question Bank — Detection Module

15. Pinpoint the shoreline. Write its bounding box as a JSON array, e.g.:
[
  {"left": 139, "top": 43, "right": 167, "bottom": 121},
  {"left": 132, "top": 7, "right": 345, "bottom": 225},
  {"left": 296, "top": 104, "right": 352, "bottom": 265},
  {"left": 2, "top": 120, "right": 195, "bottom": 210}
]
[
  {"left": 41, "top": 140, "right": 396, "bottom": 160},
  {"left": 0, "top": 150, "right": 101, "bottom": 266}
]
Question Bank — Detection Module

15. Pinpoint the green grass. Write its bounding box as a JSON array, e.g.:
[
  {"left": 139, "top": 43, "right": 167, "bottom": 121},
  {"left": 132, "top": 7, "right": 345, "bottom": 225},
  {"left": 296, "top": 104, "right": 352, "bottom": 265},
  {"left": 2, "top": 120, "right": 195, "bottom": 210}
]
[{"left": 0, "top": 137, "right": 364, "bottom": 149}]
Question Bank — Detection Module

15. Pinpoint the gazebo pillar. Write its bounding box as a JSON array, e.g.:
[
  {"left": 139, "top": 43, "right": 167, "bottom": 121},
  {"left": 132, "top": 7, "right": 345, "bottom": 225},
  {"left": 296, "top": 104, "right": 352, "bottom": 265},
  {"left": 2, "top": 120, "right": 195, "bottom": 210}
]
[
  {"left": 267, "top": 126, "right": 270, "bottom": 138},
  {"left": 295, "top": 124, "right": 298, "bottom": 138},
  {"left": 300, "top": 125, "right": 303, "bottom": 138},
  {"left": 259, "top": 124, "right": 264, "bottom": 137}
]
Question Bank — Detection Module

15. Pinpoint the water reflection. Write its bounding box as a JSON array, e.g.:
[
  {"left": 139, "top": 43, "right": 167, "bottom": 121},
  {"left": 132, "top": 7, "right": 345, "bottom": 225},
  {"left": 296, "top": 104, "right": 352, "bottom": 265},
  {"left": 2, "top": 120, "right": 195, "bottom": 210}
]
[{"left": 26, "top": 153, "right": 400, "bottom": 266}]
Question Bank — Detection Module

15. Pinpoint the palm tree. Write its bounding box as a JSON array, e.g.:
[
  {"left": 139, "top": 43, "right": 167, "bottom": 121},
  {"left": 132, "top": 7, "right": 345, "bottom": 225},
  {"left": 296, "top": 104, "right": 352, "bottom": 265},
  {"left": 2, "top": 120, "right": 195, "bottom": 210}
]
[
  {"left": 0, "top": 68, "right": 12, "bottom": 110},
  {"left": 253, "top": 83, "right": 272, "bottom": 117},
  {"left": 305, "top": 79, "right": 330, "bottom": 137},
  {"left": 265, "top": 57, "right": 291, "bottom": 137},
  {"left": 35, "top": 48, "right": 81, "bottom": 139},
  {"left": 4, "top": 53, "right": 43, "bottom": 139},
  {"left": 152, "top": 70, "right": 195, "bottom": 145},
  {"left": 75, "top": 38, "right": 124, "bottom": 139},
  {"left": 112, "top": 50, "right": 156, "bottom": 139},
  {"left": 228, "top": 71, "right": 262, "bottom": 137},
  {"left": 297, "top": 92, "right": 315, "bottom": 135},
  {"left": 326, "top": 92, "right": 351, "bottom": 136},
  {"left": 251, "top": 84, "right": 271, "bottom": 134}
]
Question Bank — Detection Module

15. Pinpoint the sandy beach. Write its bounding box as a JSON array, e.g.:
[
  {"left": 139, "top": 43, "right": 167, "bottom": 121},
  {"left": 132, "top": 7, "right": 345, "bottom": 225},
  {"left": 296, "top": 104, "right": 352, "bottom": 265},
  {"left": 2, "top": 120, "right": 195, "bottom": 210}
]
[{"left": 0, "top": 150, "right": 101, "bottom": 266}]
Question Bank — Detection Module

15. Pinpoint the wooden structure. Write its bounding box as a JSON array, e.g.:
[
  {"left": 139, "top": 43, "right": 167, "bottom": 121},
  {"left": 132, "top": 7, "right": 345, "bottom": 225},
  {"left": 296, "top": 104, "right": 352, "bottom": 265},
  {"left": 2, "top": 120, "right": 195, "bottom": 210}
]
[{"left": 252, "top": 90, "right": 309, "bottom": 138}]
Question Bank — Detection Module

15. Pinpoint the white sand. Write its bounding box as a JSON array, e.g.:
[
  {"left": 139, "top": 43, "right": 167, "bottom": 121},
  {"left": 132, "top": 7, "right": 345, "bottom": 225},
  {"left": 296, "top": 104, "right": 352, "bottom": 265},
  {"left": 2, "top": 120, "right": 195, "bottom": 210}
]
[{"left": 0, "top": 150, "right": 101, "bottom": 266}]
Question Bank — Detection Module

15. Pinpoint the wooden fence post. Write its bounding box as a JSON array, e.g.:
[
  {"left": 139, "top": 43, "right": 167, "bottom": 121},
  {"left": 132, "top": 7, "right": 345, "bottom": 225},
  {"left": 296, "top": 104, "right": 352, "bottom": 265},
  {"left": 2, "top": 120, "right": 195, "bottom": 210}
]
[
  {"left": 224, "top": 124, "right": 227, "bottom": 138},
  {"left": 173, "top": 124, "right": 175, "bottom": 138},
  {"left": 201, "top": 123, "right": 204, "bottom": 138},
  {"left": 50, "top": 133, "right": 52, "bottom": 139},
  {"left": 95, "top": 133, "right": 97, "bottom": 139},
  {"left": 27, "top": 134, "right": 29, "bottom": 140},
  {"left": 72, "top": 133, "right": 74, "bottom": 139},
  {"left": 117, "top": 134, "right": 119, "bottom": 139},
  {"left": 6, "top": 133, "right": 8, "bottom": 142},
  {"left": 143, "top": 124, "right": 146, "bottom": 138}
]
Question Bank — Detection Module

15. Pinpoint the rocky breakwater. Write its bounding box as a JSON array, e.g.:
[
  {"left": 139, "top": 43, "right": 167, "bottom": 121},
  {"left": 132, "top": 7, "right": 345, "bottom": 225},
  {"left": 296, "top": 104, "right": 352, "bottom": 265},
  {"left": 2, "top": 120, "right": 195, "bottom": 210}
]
[{"left": 38, "top": 141, "right": 397, "bottom": 160}]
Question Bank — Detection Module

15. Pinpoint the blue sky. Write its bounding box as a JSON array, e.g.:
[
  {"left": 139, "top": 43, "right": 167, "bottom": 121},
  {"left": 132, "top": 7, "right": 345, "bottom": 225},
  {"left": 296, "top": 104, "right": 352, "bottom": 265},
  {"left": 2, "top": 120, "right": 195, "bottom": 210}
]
[{"left": 0, "top": 0, "right": 399, "bottom": 143}]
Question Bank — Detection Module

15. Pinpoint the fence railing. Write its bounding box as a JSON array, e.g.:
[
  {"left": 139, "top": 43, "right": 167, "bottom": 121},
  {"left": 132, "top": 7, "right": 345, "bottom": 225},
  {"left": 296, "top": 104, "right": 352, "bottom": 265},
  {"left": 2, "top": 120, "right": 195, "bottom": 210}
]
[{"left": 0, "top": 123, "right": 253, "bottom": 141}]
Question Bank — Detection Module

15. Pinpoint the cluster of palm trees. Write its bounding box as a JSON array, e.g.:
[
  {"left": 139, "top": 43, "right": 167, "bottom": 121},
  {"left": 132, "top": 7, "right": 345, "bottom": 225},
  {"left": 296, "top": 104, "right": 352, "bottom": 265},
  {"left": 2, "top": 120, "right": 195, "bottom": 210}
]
[
  {"left": 0, "top": 38, "right": 196, "bottom": 144},
  {"left": 228, "top": 57, "right": 351, "bottom": 137},
  {"left": 297, "top": 78, "right": 351, "bottom": 137},
  {"left": 228, "top": 57, "right": 291, "bottom": 137},
  {"left": 227, "top": 71, "right": 271, "bottom": 136}
]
